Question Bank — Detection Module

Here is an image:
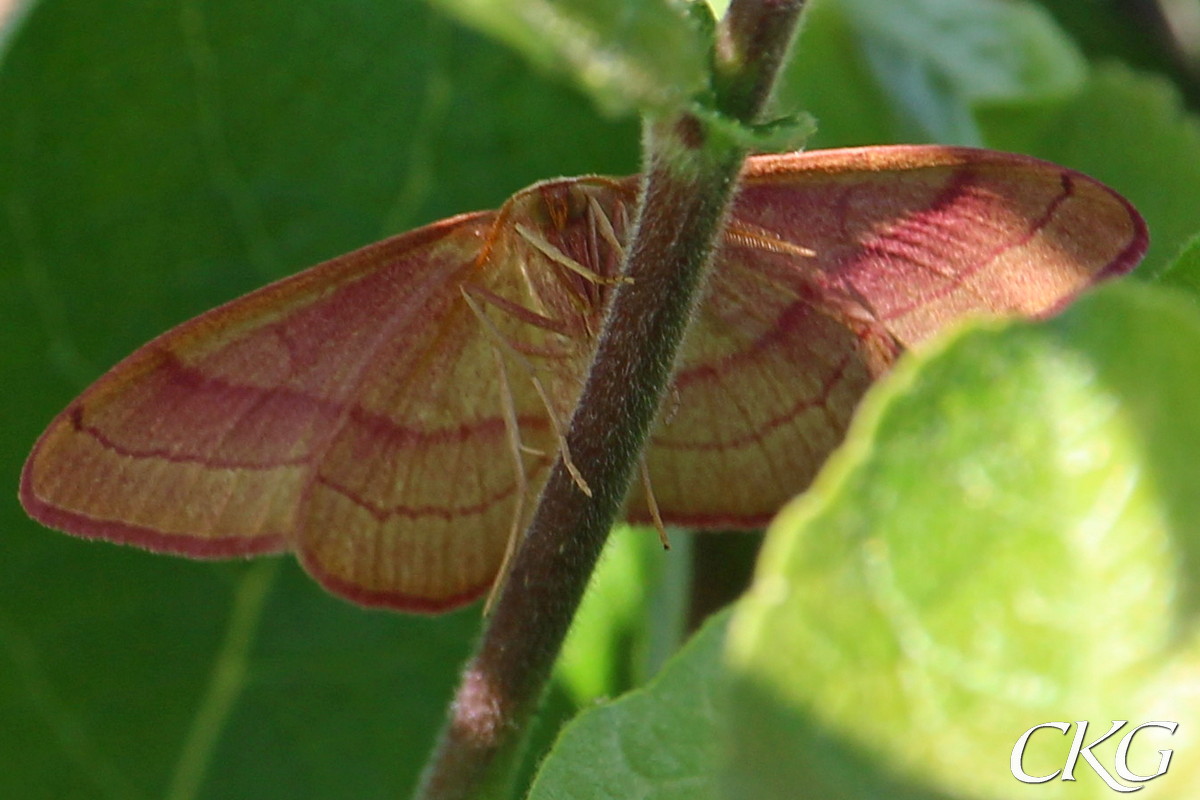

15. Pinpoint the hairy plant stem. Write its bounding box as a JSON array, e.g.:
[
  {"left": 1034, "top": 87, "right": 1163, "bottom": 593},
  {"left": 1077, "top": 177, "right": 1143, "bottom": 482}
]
[{"left": 414, "top": 3, "right": 807, "bottom": 798}]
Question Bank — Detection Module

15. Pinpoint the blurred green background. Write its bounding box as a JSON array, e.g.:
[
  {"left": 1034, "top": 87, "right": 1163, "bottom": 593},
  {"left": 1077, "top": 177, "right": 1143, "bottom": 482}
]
[{"left": 3, "top": 1, "right": 1199, "bottom": 798}]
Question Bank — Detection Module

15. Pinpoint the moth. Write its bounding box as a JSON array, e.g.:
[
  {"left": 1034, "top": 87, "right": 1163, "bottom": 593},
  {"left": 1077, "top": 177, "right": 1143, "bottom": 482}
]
[{"left": 21, "top": 146, "right": 1147, "bottom": 611}]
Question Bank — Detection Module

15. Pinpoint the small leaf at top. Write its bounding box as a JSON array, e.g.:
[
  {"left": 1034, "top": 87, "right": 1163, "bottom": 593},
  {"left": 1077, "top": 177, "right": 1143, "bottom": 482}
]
[
  {"left": 426, "top": 0, "right": 712, "bottom": 116},
  {"left": 839, "top": 0, "right": 1087, "bottom": 143}
]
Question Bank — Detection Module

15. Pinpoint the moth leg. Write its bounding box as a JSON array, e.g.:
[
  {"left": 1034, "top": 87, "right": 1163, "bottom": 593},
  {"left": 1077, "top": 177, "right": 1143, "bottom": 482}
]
[
  {"left": 583, "top": 194, "right": 630, "bottom": 342},
  {"left": 461, "top": 287, "right": 593, "bottom": 498},
  {"left": 587, "top": 195, "right": 626, "bottom": 261},
  {"left": 484, "top": 345, "right": 529, "bottom": 615},
  {"left": 515, "top": 223, "right": 632, "bottom": 286},
  {"left": 723, "top": 219, "right": 817, "bottom": 260},
  {"left": 639, "top": 457, "right": 670, "bottom": 550}
]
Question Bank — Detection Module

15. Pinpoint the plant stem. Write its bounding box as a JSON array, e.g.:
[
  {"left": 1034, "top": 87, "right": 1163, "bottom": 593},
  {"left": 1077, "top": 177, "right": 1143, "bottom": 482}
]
[{"left": 414, "top": 3, "right": 807, "bottom": 798}]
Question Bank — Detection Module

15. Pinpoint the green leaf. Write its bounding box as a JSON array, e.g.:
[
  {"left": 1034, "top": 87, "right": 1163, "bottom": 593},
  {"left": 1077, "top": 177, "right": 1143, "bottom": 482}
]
[
  {"left": 723, "top": 283, "right": 1200, "bottom": 798},
  {"left": 0, "top": 1, "right": 636, "bottom": 797},
  {"left": 837, "top": 0, "right": 1086, "bottom": 144},
  {"left": 980, "top": 64, "right": 1200, "bottom": 278},
  {"left": 530, "top": 612, "right": 731, "bottom": 800},
  {"left": 775, "top": 0, "right": 903, "bottom": 148},
  {"left": 777, "top": 0, "right": 1088, "bottom": 148},
  {"left": 426, "top": 0, "right": 711, "bottom": 116},
  {"left": 1159, "top": 232, "right": 1200, "bottom": 299}
]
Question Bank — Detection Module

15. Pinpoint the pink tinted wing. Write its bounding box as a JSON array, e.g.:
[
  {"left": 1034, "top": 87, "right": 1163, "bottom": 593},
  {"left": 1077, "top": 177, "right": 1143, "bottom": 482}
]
[
  {"left": 23, "top": 146, "right": 1145, "bottom": 605},
  {"left": 298, "top": 176, "right": 640, "bottom": 607},
  {"left": 632, "top": 145, "right": 1147, "bottom": 528},
  {"left": 20, "top": 212, "right": 554, "bottom": 611}
]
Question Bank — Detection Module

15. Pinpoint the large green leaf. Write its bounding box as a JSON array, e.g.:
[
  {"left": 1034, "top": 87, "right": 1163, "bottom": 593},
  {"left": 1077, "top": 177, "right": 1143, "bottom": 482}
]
[
  {"left": 0, "top": 1, "right": 637, "bottom": 797},
  {"left": 723, "top": 282, "right": 1200, "bottom": 798}
]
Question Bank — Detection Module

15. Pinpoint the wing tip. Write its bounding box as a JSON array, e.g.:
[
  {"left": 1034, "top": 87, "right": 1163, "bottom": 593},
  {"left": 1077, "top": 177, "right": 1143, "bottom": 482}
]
[{"left": 1097, "top": 182, "right": 1150, "bottom": 281}]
